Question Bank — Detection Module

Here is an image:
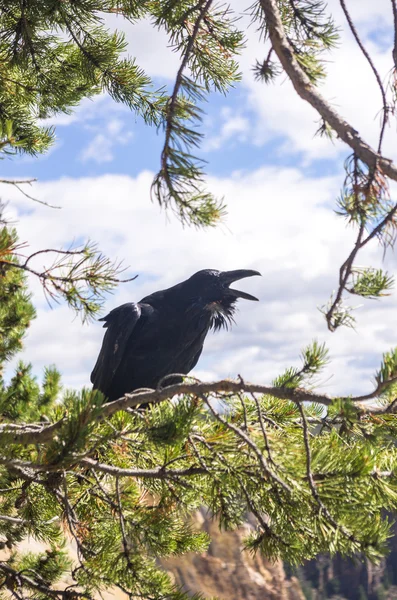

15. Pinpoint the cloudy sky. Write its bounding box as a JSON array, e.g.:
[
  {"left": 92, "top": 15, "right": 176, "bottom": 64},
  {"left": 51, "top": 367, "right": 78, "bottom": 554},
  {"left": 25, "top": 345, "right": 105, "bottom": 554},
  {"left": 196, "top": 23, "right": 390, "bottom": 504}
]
[{"left": 2, "top": 0, "right": 397, "bottom": 396}]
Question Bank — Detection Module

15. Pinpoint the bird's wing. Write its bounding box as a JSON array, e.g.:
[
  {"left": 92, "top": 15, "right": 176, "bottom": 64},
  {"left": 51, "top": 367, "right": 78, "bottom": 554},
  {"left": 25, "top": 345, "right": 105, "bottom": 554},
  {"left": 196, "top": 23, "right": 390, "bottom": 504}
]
[
  {"left": 90, "top": 302, "right": 142, "bottom": 395},
  {"left": 188, "top": 346, "right": 204, "bottom": 372}
]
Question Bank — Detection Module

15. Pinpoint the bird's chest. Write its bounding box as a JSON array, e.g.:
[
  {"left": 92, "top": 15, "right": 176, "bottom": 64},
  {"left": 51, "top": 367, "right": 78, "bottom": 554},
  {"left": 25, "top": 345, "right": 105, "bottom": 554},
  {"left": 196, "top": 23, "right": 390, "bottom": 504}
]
[
  {"left": 123, "top": 304, "right": 210, "bottom": 378},
  {"left": 153, "top": 304, "right": 212, "bottom": 351}
]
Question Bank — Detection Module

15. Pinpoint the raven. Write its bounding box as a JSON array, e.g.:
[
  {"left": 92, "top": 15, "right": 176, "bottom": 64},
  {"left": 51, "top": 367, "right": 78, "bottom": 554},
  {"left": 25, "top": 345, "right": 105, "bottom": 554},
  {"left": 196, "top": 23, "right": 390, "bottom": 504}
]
[{"left": 90, "top": 269, "right": 260, "bottom": 401}]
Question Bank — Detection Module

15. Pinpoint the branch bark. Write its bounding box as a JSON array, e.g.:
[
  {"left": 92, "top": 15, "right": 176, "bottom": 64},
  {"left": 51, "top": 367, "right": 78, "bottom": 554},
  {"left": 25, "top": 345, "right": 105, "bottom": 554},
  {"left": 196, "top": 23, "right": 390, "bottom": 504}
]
[
  {"left": 80, "top": 459, "right": 206, "bottom": 479},
  {"left": 258, "top": 0, "right": 397, "bottom": 180},
  {"left": 4, "top": 375, "right": 395, "bottom": 448}
]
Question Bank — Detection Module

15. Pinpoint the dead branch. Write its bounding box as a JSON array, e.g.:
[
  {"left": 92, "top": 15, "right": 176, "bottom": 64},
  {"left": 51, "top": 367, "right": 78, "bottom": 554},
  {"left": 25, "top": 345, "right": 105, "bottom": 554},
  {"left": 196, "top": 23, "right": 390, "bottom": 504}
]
[{"left": 258, "top": 0, "right": 397, "bottom": 181}]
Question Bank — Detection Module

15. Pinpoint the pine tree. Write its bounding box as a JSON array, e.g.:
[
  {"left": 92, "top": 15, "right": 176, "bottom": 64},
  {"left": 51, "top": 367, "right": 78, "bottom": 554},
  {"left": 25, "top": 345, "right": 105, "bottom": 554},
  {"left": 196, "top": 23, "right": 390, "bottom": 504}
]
[
  {"left": 2, "top": 1, "right": 397, "bottom": 599},
  {"left": 0, "top": 215, "right": 60, "bottom": 422}
]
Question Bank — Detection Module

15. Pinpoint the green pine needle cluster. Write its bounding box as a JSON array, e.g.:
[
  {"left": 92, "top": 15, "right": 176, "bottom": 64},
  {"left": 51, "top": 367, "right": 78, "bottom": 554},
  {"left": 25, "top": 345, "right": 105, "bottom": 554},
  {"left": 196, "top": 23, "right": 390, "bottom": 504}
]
[
  {"left": 151, "top": 1, "right": 244, "bottom": 227},
  {"left": 0, "top": 0, "right": 165, "bottom": 155},
  {"left": 0, "top": 0, "right": 244, "bottom": 227},
  {"left": 325, "top": 154, "right": 397, "bottom": 331},
  {"left": 348, "top": 267, "right": 394, "bottom": 299},
  {"left": 0, "top": 208, "right": 133, "bottom": 321},
  {"left": 273, "top": 340, "right": 329, "bottom": 389},
  {"left": 252, "top": 0, "right": 339, "bottom": 84},
  {"left": 0, "top": 227, "right": 35, "bottom": 366}
]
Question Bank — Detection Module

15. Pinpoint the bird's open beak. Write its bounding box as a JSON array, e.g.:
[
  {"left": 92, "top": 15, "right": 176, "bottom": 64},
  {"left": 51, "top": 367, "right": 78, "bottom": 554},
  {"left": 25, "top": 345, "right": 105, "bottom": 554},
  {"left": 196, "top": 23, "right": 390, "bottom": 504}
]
[{"left": 220, "top": 269, "right": 261, "bottom": 301}]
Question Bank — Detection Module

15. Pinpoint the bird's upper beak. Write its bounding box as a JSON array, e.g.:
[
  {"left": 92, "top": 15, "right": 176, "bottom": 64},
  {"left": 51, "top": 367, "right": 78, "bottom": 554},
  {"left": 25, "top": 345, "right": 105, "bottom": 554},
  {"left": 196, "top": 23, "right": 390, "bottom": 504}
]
[{"left": 220, "top": 269, "right": 261, "bottom": 301}]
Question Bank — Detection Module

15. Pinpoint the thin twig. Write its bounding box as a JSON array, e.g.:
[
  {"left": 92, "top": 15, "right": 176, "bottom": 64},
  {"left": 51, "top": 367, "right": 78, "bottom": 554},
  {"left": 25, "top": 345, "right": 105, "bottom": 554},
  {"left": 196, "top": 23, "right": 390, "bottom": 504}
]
[
  {"left": 0, "top": 178, "right": 60, "bottom": 209},
  {"left": 325, "top": 219, "right": 365, "bottom": 330},
  {"left": 391, "top": 0, "right": 397, "bottom": 70},
  {"left": 339, "top": 0, "right": 389, "bottom": 153},
  {"left": 4, "top": 376, "right": 397, "bottom": 448},
  {"left": 258, "top": 0, "right": 397, "bottom": 182},
  {"left": 251, "top": 393, "right": 275, "bottom": 466},
  {"left": 0, "top": 514, "right": 59, "bottom": 525},
  {"left": 297, "top": 403, "right": 357, "bottom": 542},
  {"left": 154, "top": 0, "right": 213, "bottom": 212},
  {"left": 23, "top": 248, "right": 91, "bottom": 267},
  {"left": 201, "top": 393, "right": 293, "bottom": 494},
  {"left": 115, "top": 477, "right": 133, "bottom": 569},
  {"left": 0, "top": 562, "right": 90, "bottom": 599}
]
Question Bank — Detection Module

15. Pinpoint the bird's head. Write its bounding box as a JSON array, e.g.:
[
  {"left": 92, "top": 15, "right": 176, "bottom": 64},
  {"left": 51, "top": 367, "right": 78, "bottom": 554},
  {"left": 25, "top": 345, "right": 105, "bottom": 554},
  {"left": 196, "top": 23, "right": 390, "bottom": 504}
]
[{"left": 186, "top": 269, "right": 261, "bottom": 330}]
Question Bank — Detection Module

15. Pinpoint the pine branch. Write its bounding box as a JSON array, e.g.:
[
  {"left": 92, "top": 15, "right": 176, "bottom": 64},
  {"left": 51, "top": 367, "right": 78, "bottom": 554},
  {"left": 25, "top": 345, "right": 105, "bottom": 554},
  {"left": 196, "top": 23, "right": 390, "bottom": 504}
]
[
  {"left": 0, "top": 244, "right": 136, "bottom": 321},
  {"left": 152, "top": 0, "right": 220, "bottom": 227},
  {"left": 0, "top": 562, "right": 90, "bottom": 599},
  {"left": 297, "top": 402, "right": 357, "bottom": 543},
  {"left": 258, "top": 0, "right": 397, "bottom": 181},
  {"left": 392, "top": 0, "right": 397, "bottom": 70},
  {"left": 4, "top": 368, "right": 397, "bottom": 449},
  {"left": 324, "top": 158, "right": 396, "bottom": 330},
  {"left": 1, "top": 369, "right": 396, "bottom": 582},
  {"left": 80, "top": 459, "right": 206, "bottom": 479},
  {"left": 201, "top": 392, "right": 293, "bottom": 494},
  {"left": 257, "top": 0, "right": 397, "bottom": 330},
  {"left": 151, "top": 0, "right": 242, "bottom": 226},
  {"left": 339, "top": 0, "right": 389, "bottom": 154}
]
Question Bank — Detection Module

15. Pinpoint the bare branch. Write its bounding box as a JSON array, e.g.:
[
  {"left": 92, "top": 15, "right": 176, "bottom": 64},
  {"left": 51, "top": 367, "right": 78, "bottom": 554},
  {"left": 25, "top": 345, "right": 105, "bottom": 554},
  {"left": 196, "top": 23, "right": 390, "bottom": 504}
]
[
  {"left": 115, "top": 477, "right": 134, "bottom": 572},
  {"left": 0, "top": 419, "right": 65, "bottom": 445},
  {"left": 0, "top": 515, "right": 26, "bottom": 524},
  {"left": 0, "top": 178, "right": 60, "bottom": 209},
  {"left": 0, "top": 179, "right": 37, "bottom": 185},
  {"left": 339, "top": 0, "right": 389, "bottom": 153},
  {"left": 325, "top": 219, "right": 365, "bottom": 330},
  {"left": 251, "top": 392, "right": 275, "bottom": 465},
  {"left": 392, "top": 0, "right": 397, "bottom": 70},
  {"left": 297, "top": 403, "right": 358, "bottom": 543},
  {"left": 4, "top": 375, "right": 397, "bottom": 448},
  {"left": 0, "top": 514, "right": 59, "bottom": 525},
  {"left": 80, "top": 459, "right": 206, "bottom": 479},
  {"left": 0, "top": 562, "right": 90, "bottom": 599},
  {"left": 200, "top": 392, "right": 293, "bottom": 494},
  {"left": 258, "top": 0, "right": 397, "bottom": 182},
  {"left": 108, "top": 379, "right": 335, "bottom": 413}
]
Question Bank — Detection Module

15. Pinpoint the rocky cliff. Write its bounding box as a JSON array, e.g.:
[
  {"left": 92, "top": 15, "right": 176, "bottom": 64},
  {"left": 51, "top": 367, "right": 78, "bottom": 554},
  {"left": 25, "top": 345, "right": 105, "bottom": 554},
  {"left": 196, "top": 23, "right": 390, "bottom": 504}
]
[
  {"left": 160, "top": 511, "right": 397, "bottom": 600},
  {"left": 4, "top": 510, "right": 397, "bottom": 599},
  {"left": 160, "top": 509, "right": 305, "bottom": 600}
]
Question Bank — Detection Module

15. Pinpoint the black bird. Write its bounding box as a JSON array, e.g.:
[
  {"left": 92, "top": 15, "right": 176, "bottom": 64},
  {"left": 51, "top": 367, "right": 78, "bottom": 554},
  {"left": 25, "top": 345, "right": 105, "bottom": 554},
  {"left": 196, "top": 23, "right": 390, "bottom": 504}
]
[{"left": 90, "top": 269, "right": 260, "bottom": 401}]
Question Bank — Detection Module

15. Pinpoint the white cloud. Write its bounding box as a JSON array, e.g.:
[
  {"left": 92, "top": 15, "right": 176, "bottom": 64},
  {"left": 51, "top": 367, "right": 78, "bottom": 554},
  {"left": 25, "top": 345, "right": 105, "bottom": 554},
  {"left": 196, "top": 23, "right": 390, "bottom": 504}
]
[
  {"left": 81, "top": 134, "right": 114, "bottom": 163},
  {"left": 80, "top": 118, "right": 133, "bottom": 163},
  {"left": 103, "top": 15, "right": 180, "bottom": 81},
  {"left": 41, "top": 95, "right": 128, "bottom": 128},
  {"left": 41, "top": 15, "right": 181, "bottom": 129},
  {"left": 40, "top": 0, "right": 396, "bottom": 166},
  {"left": 204, "top": 108, "right": 250, "bottom": 151},
  {"left": 4, "top": 166, "right": 396, "bottom": 399},
  {"left": 234, "top": 0, "right": 396, "bottom": 161}
]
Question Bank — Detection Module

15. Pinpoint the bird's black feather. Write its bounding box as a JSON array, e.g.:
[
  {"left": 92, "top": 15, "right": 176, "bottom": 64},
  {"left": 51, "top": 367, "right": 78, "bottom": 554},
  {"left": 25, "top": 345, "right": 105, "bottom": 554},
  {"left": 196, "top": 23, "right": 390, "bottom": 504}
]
[
  {"left": 90, "top": 303, "right": 142, "bottom": 394},
  {"left": 90, "top": 269, "right": 260, "bottom": 401}
]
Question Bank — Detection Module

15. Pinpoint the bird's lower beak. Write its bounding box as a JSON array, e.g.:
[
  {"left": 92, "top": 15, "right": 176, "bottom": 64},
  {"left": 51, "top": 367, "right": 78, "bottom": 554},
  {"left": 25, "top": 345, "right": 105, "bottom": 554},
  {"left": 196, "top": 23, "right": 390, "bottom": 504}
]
[{"left": 220, "top": 269, "right": 261, "bottom": 301}]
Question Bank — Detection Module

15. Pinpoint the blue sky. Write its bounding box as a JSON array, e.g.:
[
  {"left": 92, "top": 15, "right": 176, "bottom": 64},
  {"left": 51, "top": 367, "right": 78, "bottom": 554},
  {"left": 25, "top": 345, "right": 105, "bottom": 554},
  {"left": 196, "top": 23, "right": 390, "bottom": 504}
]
[
  {"left": 4, "top": 84, "right": 334, "bottom": 183},
  {"left": 2, "top": 0, "right": 397, "bottom": 397}
]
